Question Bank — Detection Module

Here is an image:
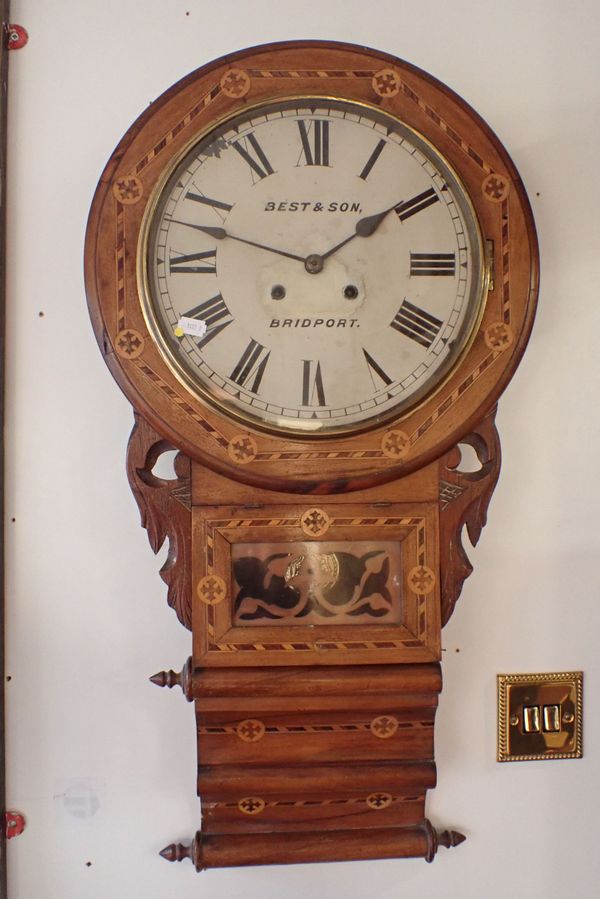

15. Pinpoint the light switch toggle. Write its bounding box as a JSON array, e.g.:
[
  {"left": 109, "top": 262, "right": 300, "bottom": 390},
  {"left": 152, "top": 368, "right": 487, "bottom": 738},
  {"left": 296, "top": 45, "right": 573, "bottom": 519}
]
[
  {"left": 543, "top": 704, "right": 560, "bottom": 733},
  {"left": 523, "top": 705, "right": 540, "bottom": 733}
]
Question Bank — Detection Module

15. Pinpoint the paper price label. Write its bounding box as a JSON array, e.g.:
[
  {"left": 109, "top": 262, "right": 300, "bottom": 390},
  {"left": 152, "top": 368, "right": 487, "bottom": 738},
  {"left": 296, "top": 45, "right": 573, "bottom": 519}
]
[{"left": 175, "top": 316, "right": 208, "bottom": 338}]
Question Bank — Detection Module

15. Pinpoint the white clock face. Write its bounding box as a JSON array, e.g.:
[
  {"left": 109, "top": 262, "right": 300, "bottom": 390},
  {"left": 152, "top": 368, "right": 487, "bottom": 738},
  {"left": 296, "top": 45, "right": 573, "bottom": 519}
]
[{"left": 142, "top": 99, "right": 485, "bottom": 435}]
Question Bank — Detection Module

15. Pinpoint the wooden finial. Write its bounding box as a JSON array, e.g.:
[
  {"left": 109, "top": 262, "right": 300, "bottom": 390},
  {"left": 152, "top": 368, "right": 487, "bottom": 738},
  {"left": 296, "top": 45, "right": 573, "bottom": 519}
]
[
  {"left": 159, "top": 842, "right": 192, "bottom": 863},
  {"left": 437, "top": 829, "right": 466, "bottom": 849},
  {"left": 149, "top": 669, "right": 180, "bottom": 689},
  {"left": 424, "top": 821, "right": 467, "bottom": 861},
  {"left": 149, "top": 657, "right": 193, "bottom": 699}
]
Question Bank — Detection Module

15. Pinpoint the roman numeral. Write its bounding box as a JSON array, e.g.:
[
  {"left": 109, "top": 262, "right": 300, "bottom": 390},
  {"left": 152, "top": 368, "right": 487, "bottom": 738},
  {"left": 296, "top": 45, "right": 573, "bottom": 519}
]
[
  {"left": 231, "top": 132, "right": 274, "bottom": 181},
  {"left": 409, "top": 252, "right": 456, "bottom": 276},
  {"left": 390, "top": 299, "right": 443, "bottom": 349},
  {"left": 358, "top": 138, "right": 386, "bottom": 180},
  {"left": 395, "top": 188, "right": 439, "bottom": 222},
  {"left": 185, "top": 192, "right": 233, "bottom": 213},
  {"left": 362, "top": 349, "right": 393, "bottom": 388},
  {"left": 297, "top": 120, "right": 330, "bottom": 166},
  {"left": 184, "top": 294, "right": 233, "bottom": 349},
  {"left": 169, "top": 249, "right": 216, "bottom": 274},
  {"left": 301, "top": 360, "right": 326, "bottom": 406},
  {"left": 230, "top": 340, "right": 270, "bottom": 393}
]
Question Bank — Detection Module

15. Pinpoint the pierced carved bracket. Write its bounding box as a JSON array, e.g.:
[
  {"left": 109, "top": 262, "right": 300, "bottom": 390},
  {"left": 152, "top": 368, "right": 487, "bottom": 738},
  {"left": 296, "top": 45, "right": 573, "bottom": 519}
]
[
  {"left": 126, "top": 413, "right": 192, "bottom": 629},
  {"left": 438, "top": 407, "right": 501, "bottom": 625}
]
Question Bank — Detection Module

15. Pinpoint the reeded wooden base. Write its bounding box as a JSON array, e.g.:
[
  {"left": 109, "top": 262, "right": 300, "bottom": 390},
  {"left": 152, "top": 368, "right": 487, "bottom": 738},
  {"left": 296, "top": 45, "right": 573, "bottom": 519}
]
[
  {"left": 193, "top": 663, "right": 440, "bottom": 838},
  {"left": 160, "top": 823, "right": 465, "bottom": 870},
  {"left": 153, "top": 660, "right": 465, "bottom": 868}
]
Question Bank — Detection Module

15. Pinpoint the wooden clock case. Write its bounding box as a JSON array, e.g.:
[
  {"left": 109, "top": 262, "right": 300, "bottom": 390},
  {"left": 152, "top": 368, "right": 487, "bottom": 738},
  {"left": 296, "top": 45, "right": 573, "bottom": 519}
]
[{"left": 84, "top": 41, "right": 538, "bottom": 870}]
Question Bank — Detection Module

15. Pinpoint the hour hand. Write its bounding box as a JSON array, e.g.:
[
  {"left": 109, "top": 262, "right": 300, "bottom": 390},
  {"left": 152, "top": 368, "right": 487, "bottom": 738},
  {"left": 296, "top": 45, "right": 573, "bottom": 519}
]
[
  {"left": 320, "top": 200, "right": 403, "bottom": 261},
  {"left": 354, "top": 202, "right": 402, "bottom": 236},
  {"left": 169, "top": 220, "right": 306, "bottom": 263}
]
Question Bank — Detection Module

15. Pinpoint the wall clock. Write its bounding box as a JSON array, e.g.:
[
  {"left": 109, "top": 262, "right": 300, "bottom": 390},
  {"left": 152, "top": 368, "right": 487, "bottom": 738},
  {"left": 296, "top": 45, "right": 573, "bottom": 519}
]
[{"left": 85, "top": 40, "right": 538, "bottom": 870}]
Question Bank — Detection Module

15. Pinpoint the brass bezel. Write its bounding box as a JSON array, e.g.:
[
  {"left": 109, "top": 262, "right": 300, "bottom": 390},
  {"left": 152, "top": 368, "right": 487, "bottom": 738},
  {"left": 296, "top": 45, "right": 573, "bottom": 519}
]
[{"left": 137, "top": 95, "right": 488, "bottom": 440}]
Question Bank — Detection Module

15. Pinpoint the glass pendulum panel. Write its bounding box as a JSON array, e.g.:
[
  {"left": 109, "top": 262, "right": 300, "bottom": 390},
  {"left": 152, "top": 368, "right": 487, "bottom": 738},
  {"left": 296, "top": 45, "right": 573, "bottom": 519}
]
[{"left": 231, "top": 540, "right": 402, "bottom": 626}]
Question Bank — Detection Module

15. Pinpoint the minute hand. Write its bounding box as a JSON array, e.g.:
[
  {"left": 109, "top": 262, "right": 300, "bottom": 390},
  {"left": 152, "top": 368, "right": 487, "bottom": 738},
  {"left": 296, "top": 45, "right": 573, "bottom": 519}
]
[
  {"left": 320, "top": 200, "right": 403, "bottom": 261},
  {"left": 169, "top": 220, "right": 306, "bottom": 263}
]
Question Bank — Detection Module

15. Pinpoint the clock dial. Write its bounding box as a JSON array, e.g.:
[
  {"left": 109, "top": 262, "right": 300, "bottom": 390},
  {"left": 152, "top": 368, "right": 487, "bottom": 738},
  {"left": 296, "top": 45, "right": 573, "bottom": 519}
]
[{"left": 142, "top": 99, "right": 486, "bottom": 435}]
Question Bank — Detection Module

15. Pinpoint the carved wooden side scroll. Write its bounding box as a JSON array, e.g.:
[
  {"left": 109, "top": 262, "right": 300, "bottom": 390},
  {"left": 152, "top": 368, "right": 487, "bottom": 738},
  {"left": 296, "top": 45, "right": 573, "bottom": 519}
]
[
  {"left": 126, "top": 413, "right": 193, "bottom": 629},
  {"left": 438, "top": 407, "right": 501, "bottom": 625}
]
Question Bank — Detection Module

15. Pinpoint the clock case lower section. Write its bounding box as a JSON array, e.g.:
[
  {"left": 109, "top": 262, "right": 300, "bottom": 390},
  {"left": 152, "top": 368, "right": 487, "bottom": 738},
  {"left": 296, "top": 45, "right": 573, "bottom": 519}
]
[
  {"left": 161, "top": 661, "right": 463, "bottom": 869},
  {"left": 130, "top": 409, "right": 501, "bottom": 869}
]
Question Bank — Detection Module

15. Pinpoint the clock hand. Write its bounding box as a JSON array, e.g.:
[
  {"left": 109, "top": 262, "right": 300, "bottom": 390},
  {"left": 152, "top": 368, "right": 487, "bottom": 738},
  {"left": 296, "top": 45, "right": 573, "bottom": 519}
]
[
  {"left": 319, "top": 200, "right": 404, "bottom": 262},
  {"left": 168, "top": 219, "right": 307, "bottom": 263},
  {"left": 169, "top": 202, "right": 403, "bottom": 275}
]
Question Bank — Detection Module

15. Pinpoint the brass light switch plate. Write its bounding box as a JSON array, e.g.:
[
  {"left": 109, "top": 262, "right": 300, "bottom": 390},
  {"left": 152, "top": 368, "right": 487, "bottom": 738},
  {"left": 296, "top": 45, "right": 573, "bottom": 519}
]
[{"left": 497, "top": 672, "right": 583, "bottom": 762}]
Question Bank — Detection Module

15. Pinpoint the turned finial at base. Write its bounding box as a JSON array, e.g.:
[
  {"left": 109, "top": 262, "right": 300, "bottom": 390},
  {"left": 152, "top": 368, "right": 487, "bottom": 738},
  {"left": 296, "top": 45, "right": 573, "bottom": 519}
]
[
  {"left": 159, "top": 842, "right": 192, "bottom": 863},
  {"left": 437, "top": 829, "right": 466, "bottom": 849},
  {"left": 160, "top": 832, "right": 203, "bottom": 870},
  {"left": 424, "top": 820, "right": 467, "bottom": 861}
]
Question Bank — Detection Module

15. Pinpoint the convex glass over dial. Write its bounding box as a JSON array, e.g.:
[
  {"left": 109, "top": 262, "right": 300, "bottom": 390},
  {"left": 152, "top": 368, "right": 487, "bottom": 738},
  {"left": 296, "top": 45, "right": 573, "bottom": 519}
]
[{"left": 142, "top": 99, "right": 486, "bottom": 435}]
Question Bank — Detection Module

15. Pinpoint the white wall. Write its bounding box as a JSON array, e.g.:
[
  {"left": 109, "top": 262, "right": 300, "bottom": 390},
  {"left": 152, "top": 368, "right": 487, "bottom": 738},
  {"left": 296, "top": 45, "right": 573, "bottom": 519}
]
[{"left": 5, "top": 1, "right": 600, "bottom": 897}]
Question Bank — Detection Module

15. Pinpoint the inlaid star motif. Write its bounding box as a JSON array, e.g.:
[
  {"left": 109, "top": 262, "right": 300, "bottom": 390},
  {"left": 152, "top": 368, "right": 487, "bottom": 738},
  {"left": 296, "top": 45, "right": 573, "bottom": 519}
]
[
  {"left": 372, "top": 68, "right": 401, "bottom": 97},
  {"left": 112, "top": 175, "right": 143, "bottom": 204},
  {"left": 197, "top": 574, "right": 227, "bottom": 605},
  {"left": 238, "top": 796, "right": 265, "bottom": 815},
  {"left": 407, "top": 565, "right": 436, "bottom": 595},
  {"left": 228, "top": 434, "right": 258, "bottom": 464},
  {"left": 485, "top": 322, "right": 514, "bottom": 351},
  {"left": 115, "top": 329, "right": 144, "bottom": 359},
  {"left": 482, "top": 172, "right": 510, "bottom": 203},
  {"left": 220, "top": 68, "right": 251, "bottom": 98},
  {"left": 300, "top": 508, "right": 331, "bottom": 537},
  {"left": 370, "top": 715, "right": 399, "bottom": 739}
]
